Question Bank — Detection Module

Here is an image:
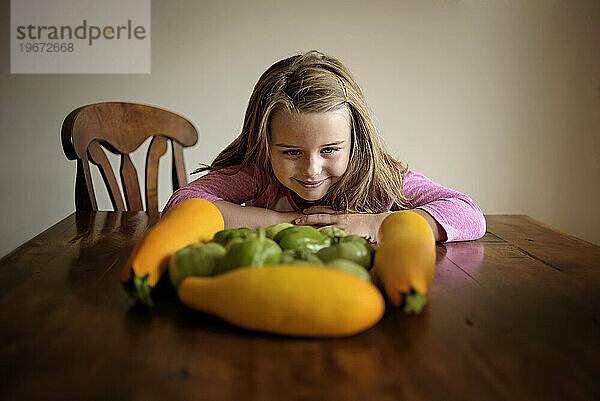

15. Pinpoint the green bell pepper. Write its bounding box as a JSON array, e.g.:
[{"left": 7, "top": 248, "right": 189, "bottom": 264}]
[
  {"left": 273, "top": 225, "right": 331, "bottom": 253},
  {"left": 168, "top": 242, "right": 226, "bottom": 288},
  {"left": 280, "top": 249, "right": 324, "bottom": 265},
  {"left": 326, "top": 259, "right": 372, "bottom": 282},
  {"left": 265, "top": 222, "right": 295, "bottom": 239},
  {"left": 218, "top": 228, "right": 282, "bottom": 274},
  {"left": 316, "top": 234, "right": 374, "bottom": 270},
  {"left": 212, "top": 228, "right": 257, "bottom": 247}
]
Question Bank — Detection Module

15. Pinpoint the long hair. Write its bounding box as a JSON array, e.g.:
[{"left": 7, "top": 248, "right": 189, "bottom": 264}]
[{"left": 194, "top": 50, "right": 410, "bottom": 212}]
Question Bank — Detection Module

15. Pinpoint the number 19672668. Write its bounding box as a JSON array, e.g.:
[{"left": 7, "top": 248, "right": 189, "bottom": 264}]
[{"left": 19, "top": 42, "right": 74, "bottom": 52}]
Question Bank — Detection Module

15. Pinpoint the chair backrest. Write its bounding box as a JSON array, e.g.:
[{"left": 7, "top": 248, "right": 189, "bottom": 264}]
[{"left": 61, "top": 102, "right": 198, "bottom": 213}]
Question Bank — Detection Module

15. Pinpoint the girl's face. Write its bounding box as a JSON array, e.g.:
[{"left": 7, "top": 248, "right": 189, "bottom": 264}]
[{"left": 269, "top": 109, "right": 351, "bottom": 201}]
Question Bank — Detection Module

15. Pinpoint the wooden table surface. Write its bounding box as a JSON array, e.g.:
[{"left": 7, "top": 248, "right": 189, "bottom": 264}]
[{"left": 1, "top": 212, "right": 599, "bottom": 401}]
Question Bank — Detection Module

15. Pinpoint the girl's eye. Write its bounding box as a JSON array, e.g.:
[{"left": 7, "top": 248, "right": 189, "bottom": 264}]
[{"left": 282, "top": 148, "right": 340, "bottom": 157}]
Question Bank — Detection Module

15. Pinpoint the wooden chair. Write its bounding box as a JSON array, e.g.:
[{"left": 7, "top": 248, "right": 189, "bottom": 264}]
[{"left": 61, "top": 102, "right": 198, "bottom": 213}]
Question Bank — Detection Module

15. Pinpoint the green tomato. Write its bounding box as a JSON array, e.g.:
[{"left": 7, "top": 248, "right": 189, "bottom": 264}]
[
  {"left": 319, "top": 226, "right": 347, "bottom": 239},
  {"left": 168, "top": 242, "right": 226, "bottom": 288},
  {"left": 341, "top": 235, "right": 375, "bottom": 268},
  {"left": 223, "top": 237, "right": 246, "bottom": 251},
  {"left": 280, "top": 249, "right": 323, "bottom": 265},
  {"left": 218, "top": 228, "right": 282, "bottom": 274},
  {"left": 326, "top": 259, "right": 372, "bottom": 282},
  {"left": 342, "top": 234, "right": 372, "bottom": 245},
  {"left": 273, "top": 225, "right": 331, "bottom": 253},
  {"left": 212, "top": 228, "right": 257, "bottom": 247},
  {"left": 316, "top": 236, "right": 374, "bottom": 270},
  {"left": 265, "top": 222, "right": 295, "bottom": 239}
]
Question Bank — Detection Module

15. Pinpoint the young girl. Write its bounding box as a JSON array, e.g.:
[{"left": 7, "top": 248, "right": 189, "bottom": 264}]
[{"left": 164, "top": 50, "right": 486, "bottom": 243}]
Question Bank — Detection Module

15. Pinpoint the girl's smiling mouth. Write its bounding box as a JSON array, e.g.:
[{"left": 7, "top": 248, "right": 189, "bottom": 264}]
[{"left": 295, "top": 178, "right": 326, "bottom": 188}]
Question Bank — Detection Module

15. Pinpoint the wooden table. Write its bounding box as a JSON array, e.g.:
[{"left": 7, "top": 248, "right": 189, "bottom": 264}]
[{"left": 1, "top": 212, "right": 599, "bottom": 401}]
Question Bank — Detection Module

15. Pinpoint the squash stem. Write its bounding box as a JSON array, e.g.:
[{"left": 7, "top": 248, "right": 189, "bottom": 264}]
[
  {"left": 122, "top": 272, "right": 154, "bottom": 307},
  {"left": 402, "top": 289, "right": 427, "bottom": 314}
]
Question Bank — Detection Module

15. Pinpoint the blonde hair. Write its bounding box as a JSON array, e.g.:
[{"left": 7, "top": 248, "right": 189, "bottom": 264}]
[{"left": 195, "top": 50, "right": 410, "bottom": 212}]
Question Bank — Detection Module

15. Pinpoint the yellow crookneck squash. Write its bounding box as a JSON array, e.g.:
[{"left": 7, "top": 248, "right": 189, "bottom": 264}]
[
  {"left": 178, "top": 264, "right": 385, "bottom": 337},
  {"left": 120, "top": 198, "right": 224, "bottom": 306},
  {"left": 373, "top": 211, "right": 436, "bottom": 314}
]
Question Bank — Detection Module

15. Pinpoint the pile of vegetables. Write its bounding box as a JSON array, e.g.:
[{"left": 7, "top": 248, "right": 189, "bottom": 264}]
[
  {"left": 169, "top": 224, "right": 375, "bottom": 285},
  {"left": 120, "top": 199, "right": 437, "bottom": 337}
]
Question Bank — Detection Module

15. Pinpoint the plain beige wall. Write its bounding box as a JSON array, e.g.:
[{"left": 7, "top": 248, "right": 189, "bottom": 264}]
[{"left": 1, "top": 0, "right": 599, "bottom": 257}]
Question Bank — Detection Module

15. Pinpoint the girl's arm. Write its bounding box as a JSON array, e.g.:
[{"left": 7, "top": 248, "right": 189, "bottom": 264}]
[
  {"left": 213, "top": 200, "right": 303, "bottom": 230},
  {"left": 163, "top": 165, "right": 304, "bottom": 228},
  {"left": 295, "top": 171, "right": 484, "bottom": 243},
  {"left": 409, "top": 208, "right": 448, "bottom": 242},
  {"left": 399, "top": 170, "right": 486, "bottom": 242},
  {"left": 294, "top": 207, "right": 446, "bottom": 243}
]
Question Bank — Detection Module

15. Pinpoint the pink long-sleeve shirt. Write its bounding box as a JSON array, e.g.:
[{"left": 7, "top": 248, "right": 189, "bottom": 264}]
[{"left": 163, "top": 164, "right": 486, "bottom": 242}]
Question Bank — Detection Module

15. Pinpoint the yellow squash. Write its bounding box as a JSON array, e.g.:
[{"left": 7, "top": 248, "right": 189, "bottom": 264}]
[
  {"left": 373, "top": 211, "right": 436, "bottom": 313},
  {"left": 120, "top": 198, "right": 224, "bottom": 306},
  {"left": 178, "top": 264, "right": 385, "bottom": 337}
]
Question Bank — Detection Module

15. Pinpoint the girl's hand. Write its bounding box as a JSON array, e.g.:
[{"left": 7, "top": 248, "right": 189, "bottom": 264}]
[{"left": 294, "top": 206, "right": 391, "bottom": 243}]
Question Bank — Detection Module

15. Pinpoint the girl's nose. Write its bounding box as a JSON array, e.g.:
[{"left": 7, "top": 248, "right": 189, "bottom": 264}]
[{"left": 303, "top": 155, "right": 322, "bottom": 178}]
